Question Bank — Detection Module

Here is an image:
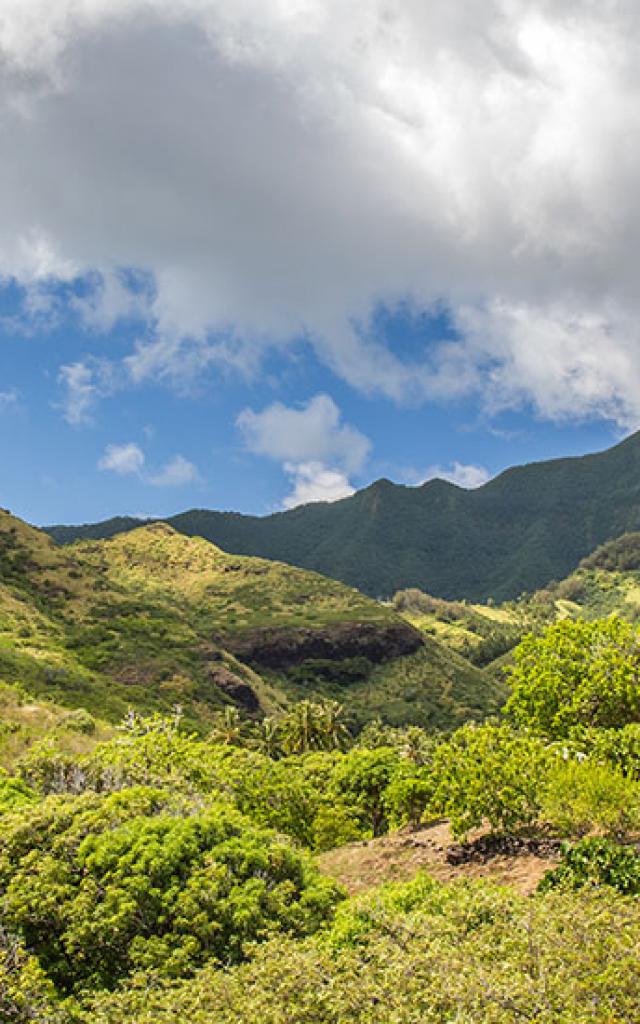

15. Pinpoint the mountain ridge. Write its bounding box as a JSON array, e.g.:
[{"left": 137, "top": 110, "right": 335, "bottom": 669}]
[{"left": 44, "top": 430, "right": 640, "bottom": 601}]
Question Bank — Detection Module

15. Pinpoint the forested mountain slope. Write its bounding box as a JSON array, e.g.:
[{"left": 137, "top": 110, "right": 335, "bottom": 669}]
[{"left": 46, "top": 430, "right": 640, "bottom": 601}]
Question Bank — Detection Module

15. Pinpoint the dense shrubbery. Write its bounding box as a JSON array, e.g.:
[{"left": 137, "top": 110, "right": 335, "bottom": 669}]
[
  {"left": 542, "top": 759, "right": 640, "bottom": 837},
  {"left": 507, "top": 617, "right": 640, "bottom": 737},
  {"left": 0, "top": 787, "right": 341, "bottom": 994},
  {"left": 84, "top": 882, "right": 640, "bottom": 1024},
  {"left": 4, "top": 611, "right": 640, "bottom": 1020},
  {"left": 428, "top": 723, "right": 551, "bottom": 839},
  {"left": 540, "top": 837, "right": 640, "bottom": 896}
]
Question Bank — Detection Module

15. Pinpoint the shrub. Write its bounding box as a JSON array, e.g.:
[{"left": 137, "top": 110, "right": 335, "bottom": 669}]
[
  {"left": 542, "top": 759, "right": 640, "bottom": 837},
  {"left": 0, "top": 788, "right": 343, "bottom": 993},
  {"left": 506, "top": 617, "right": 640, "bottom": 738},
  {"left": 0, "top": 773, "right": 34, "bottom": 814},
  {"left": 428, "top": 723, "right": 551, "bottom": 839},
  {"left": 0, "top": 928, "right": 64, "bottom": 1024},
  {"left": 539, "top": 837, "right": 640, "bottom": 895},
  {"left": 84, "top": 883, "right": 640, "bottom": 1024},
  {"left": 582, "top": 723, "right": 640, "bottom": 777}
]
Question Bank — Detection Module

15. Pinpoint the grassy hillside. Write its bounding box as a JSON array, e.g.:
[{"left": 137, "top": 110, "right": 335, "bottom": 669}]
[
  {"left": 0, "top": 512, "right": 501, "bottom": 732},
  {"left": 391, "top": 531, "right": 640, "bottom": 680},
  {"left": 46, "top": 430, "right": 640, "bottom": 601}
]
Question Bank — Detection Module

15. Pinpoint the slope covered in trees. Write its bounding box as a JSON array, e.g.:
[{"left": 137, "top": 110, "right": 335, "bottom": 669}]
[{"left": 47, "top": 429, "right": 640, "bottom": 601}]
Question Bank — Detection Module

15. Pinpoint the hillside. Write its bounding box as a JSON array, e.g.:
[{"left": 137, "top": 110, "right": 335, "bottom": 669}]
[
  {"left": 46, "top": 430, "right": 640, "bottom": 601},
  {"left": 0, "top": 511, "right": 501, "bottom": 732}
]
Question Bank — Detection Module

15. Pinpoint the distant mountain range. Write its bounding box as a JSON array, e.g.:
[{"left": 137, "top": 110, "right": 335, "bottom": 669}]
[{"left": 45, "top": 431, "right": 640, "bottom": 601}]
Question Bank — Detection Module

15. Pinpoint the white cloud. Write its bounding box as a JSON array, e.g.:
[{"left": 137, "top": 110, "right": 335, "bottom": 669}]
[
  {"left": 57, "top": 358, "right": 115, "bottom": 425},
  {"left": 147, "top": 454, "right": 201, "bottom": 487},
  {"left": 237, "top": 394, "right": 369, "bottom": 506},
  {"left": 282, "top": 462, "right": 355, "bottom": 509},
  {"left": 98, "top": 442, "right": 145, "bottom": 475},
  {"left": 410, "top": 462, "right": 491, "bottom": 489},
  {"left": 97, "top": 444, "right": 201, "bottom": 486},
  {"left": 2, "top": 3, "right": 640, "bottom": 422},
  {"left": 237, "top": 394, "right": 370, "bottom": 473},
  {"left": 57, "top": 362, "right": 98, "bottom": 425},
  {"left": 0, "top": 389, "right": 18, "bottom": 410}
]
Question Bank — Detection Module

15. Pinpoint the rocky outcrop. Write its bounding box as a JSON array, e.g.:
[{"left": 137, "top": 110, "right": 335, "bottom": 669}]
[
  {"left": 206, "top": 664, "right": 261, "bottom": 713},
  {"left": 222, "top": 620, "right": 423, "bottom": 670}
]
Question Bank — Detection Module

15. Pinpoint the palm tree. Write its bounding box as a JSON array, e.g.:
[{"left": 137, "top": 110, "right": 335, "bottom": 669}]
[
  {"left": 318, "top": 700, "right": 350, "bottom": 750},
  {"left": 280, "top": 700, "right": 324, "bottom": 754},
  {"left": 210, "top": 706, "right": 244, "bottom": 746},
  {"left": 254, "top": 716, "right": 281, "bottom": 757}
]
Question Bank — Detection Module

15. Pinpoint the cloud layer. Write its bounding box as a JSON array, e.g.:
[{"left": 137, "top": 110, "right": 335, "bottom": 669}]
[{"left": 3, "top": 2, "right": 640, "bottom": 423}]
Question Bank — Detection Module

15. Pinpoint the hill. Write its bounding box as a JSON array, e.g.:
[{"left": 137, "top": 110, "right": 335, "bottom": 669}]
[
  {"left": 46, "top": 430, "right": 640, "bottom": 601},
  {"left": 0, "top": 511, "right": 501, "bottom": 732}
]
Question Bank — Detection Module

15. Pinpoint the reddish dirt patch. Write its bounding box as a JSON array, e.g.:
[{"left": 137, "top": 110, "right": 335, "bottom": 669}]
[{"left": 318, "top": 820, "right": 560, "bottom": 896}]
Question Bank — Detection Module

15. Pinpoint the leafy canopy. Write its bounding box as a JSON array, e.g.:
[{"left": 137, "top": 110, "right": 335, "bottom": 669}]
[{"left": 506, "top": 617, "right": 640, "bottom": 738}]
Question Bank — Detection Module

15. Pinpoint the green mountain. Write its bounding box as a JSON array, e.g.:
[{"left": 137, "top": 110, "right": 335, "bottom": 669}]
[
  {"left": 0, "top": 511, "right": 501, "bottom": 732},
  {"left": 46, "top": 430, "right": 640, "bottom": 602}
]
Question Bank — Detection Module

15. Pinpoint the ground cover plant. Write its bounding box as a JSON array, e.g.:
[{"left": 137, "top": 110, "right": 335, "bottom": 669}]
[{"left": 3, "top": 519, "right": 640, "bottom": 1020}]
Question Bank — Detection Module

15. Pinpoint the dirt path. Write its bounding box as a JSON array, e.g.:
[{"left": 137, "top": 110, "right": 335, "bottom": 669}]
[{"left": 318, "top": 821, "right": 559, "bottom": 896}]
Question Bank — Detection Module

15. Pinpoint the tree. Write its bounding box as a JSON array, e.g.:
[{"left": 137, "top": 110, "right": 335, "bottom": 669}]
[
  {"left": 0, "top": 787, "right": 342, "bottom": 994},
  {"left": 209, "top": 706, "right": 245, "bottom": 746},
  {"left": 506, "top": 617, "right": 640, "bottom": 738},
  {"left": 332, "top": 747, "right": 401, "bottom": 836},
  {"left": 428, "top": 723, "right": 551, "bottom": 840}
]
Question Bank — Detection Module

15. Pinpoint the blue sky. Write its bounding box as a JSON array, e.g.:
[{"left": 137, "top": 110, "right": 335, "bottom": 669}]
[
  {"left": 0, "top": 3, "right": 638, "bottom": 526},
  {"left": 0, "top": 277, "right": 623, "bottom": 526}
]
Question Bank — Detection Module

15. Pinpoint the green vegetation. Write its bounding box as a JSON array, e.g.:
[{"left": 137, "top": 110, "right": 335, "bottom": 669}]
[
  {"left": 46, "top": 428, "right": 640, "bottom": 601},
  {"left": 5, "top": 509, "right": 640, "bottom": 1019},
  {"left": 506, "top": 617, "right": 640, "bottom": 737},
  {"left": 540, "top": 837, "right": 640, "bottom": 896},
  {"left": 0, "top": 510, "right": 501, "bottom": 732}
]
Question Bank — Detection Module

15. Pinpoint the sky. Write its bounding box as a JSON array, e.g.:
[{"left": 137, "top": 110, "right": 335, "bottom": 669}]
[{"left": 1, "top": 1, "right": 639, "bottom": 526}]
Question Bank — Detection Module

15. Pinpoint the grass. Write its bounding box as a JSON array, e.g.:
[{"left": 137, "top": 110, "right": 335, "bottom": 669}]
[{"left": 0, "top": 512, "right": 505, "bottom": 732}]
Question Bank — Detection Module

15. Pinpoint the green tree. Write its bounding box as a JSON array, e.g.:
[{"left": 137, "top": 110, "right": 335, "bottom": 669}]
[
  {"left": 332, "top": 747, "right": 401, "bottom": 836},
  {"left": 428, "top": 723, "right": 551, "bottom": 839},
  {"left": 506, "top": 618, "right": 640, "bottom": 738},
  {"left": 0, "top": 788, "right": 342, "bottom": 994}
]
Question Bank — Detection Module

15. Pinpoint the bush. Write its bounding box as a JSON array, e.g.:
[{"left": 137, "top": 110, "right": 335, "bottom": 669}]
[
  {"left": 0, "top": 773, "right": 34, "bottom": 814},
  {"left": 0, "top": 788, "right": 343, "bottom": 993},
  {"left": 582, "top": 723, "right": 640, "bottom": 777},
  {"left": 0, "top": 928, "right": 64, "bottom": 1024},
  {"left": 428, "top": 723, "right": 551, "bottom": 839},
  {"left": 507, "top": 618, "right": 640, "bottom": 738},
  {"left": 539, "top": 837, "right": 640, "bottom": 895},
  {"left": 84, "top": 883, "right": 640, "bottom": 1024},
  {"left": 542, "top": 759, "right": 640, "bottom": 837}
]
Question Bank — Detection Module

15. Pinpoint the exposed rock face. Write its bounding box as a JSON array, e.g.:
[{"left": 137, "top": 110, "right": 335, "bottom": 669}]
[
  {"left": 222, "top": 620, "right": 423, "bottom": 670},
  {"left": 206, "top": 665, "right": 261, "bottom": 713}
]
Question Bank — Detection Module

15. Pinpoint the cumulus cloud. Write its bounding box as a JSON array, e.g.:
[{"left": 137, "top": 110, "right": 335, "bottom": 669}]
[
  {"left": 98, "top": 444, "right": 201, "bottom": 486},
  {"left": 237, "top": 394, "right": 369, "bottom": 506},
  {"left": 98, "top": 442, "right": 145, "bottom": 475},
  {"left": 237, "top": 394, "right": 370, "bottom": 473},
  {"left": 3, "top": 3, "right": 640, "bottom": 422},
  {"left": 408, "top": 462, "right": 491, "bottom": 490},
  {"left": 147, "top": 454, "right": 201, "bottom": 487},
  {"left": 282, "top": 462, "right": 355, "bottom": 509}
]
